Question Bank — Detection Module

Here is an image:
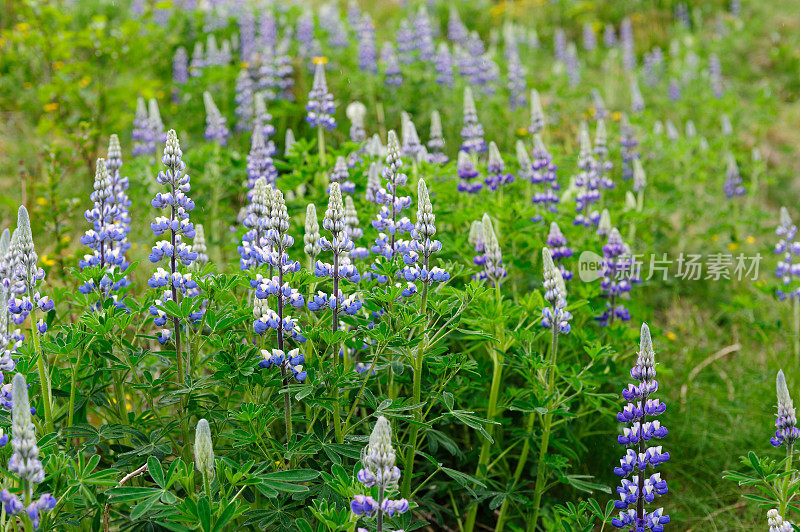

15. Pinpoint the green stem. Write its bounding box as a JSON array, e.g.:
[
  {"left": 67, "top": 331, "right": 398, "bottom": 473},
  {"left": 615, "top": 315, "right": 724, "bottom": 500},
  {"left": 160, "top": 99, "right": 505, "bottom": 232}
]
[
  {"left": 67, "top": 347, "right": 84, "bottom": 428},
  {"left": 317, "top": 125, "right": 326, "bottom": 167},
  {"left": 528, "top": 324, "right": 559, "bottom": 531},
  {"left": 464, "top": 350, "right": 503, "bottom": 532},
  {"left": 30, "top": 308, "right": 54, "bottom": 434},
  {"left": 401, "top": 283, "right": 429, "bottom": 499},
  {"left": 793, "top": 297, "right": 799, "bottom": 362},
  {"left": 494, "top": 412, "right": 535, "bottom": 532},
  {"left": 332, "top": 251, "right": 343, "bottom": 444}
]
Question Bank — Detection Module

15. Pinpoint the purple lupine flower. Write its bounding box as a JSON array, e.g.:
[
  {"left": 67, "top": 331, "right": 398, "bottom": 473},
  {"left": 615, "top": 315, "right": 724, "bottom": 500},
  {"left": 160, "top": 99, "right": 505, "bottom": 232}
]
[
  {"left": 255, "top": 52, "right": 277, "bottom": 101},
  {"left": 709, "top": 53, "right": 723, "bottom": 98},
  {"left": 530, "top": 135, "right": 560, "bottom": 221},
  {"left": 396, "top": 18, "right": 415, "bottom": 64},
  {"left": 485, "top": 142, "right": 514, "bottom": 191},
  {"left": 252, "top": 185, "right": 306, "bottom": 347},
  {"left": 234, "top": 68, "right": 254, "bottom": 133},
  {"left": 239, "top": 178, "right": 272, "bottom": 271},
  {"left": 357, "top": 14, "right": 378, "bottom": 73},
  {"left": 131, "top": 97, "right": 152, "bottom": 156},
  {"left": 774, "top": 207, "right": 800, "bottom": 301},
  {"left": 675, "top": 2, "right": 691, "bottom": 27},
  {"left": 414, "top": 6, "right": 435, "bottom": 62},
  {"left": 426, "top": 110, "right": 448, "bottom": 164},
  {"left": 239, "top": 8, "right": 256, "bottom": 62},
  {"left": 767, "top": 509, "right": 792, "bottom": 532},
  {"left": 400, "top": 114, "right": 425, "bottom": 163},
  {"left": 604, "top": 24, "right": 617, "bottom": 47},
  {"left": 547, "top": 222, "right": 573, "bottom": 280},
  {"left": 402, "top": 179, "right": 449, "bottom": 285},
  {"left": 565, "top": 42, "right": 580, "bottom": 87},
  {"left": 724, "top": 152, "right": 746, "bottom": 199},
  {"left": 553, "top": 28, "right": 567, "bottom": 63},
  {"left": 591, "top": 89, "right": 608, "bottom": 120},
  {"left": 381, "top": 42, "right": 403, "bottom": 87},
  {"left": 594, "top": 119, "right": 615, "bottom": 184},
  {"left": 370, "top": 131, "right": 413, "bottom": 260},
  {"left": 330, "top": 156, "right": 356, "bottom": 195},
  {"left": 2, "top": 373, "right": 57, "bottom": 530},
  {"left": 771, "top": 370, "right": 800, "bottom": 447},
  {"left": 478, "top": 214, "right": 506, "bottom": 287},
  {"left": 148, "top": 131, "right": 201, "bottom": 343},
  {"left": 345, "top": 197, "right": 369, "bottom": 261},
  {"left": 351, "top": 417, "right": 410, "bottom": 526},
  {"left": 460, "top": 87, "right": 487, "bottom": 154},
  {"left": 0, "top": 229, "right": 20, "bottom": 382},
  {"left": 583, "top": 22, "right": 597, "bottom": 51},
  {"left": 620, "top": 115, "right": 640, "bottom": 180},
  {"left": 529, "top": 89, "right": 545, "bottom": 134},
  {"left": 457, "top": 151, "right": 482, "bottom": 194},
  {"left": 365, "top": 162, "right": 381, "bottom": 204},
  {"left": 173, "top": 46, "right": 188, "bottom": 85},
  {"left": 597, "top": 228, "right": 635, "bottom": 326},
  {"left": 306, "top": 62, "right": 336, "bottom": 130},
  {"left": 312, "top": 183, "right": 362, "bottom": 315},
  {"left": 573, "top": 123, "right": 612, "bottom": 227},
  {"left": 253, "top": 93, "right": 277, "bottom": 155},
  {"left": 434, "top": 42, "right": 454, "bottom": 87},
  {"left": 319, "top": 4, "right": 348, "bottom": 49},
  {"left": 78, "top": 157, "right": 130, "bottom": 305},
  {"left": 447, "top": 5, "right": 468, "bottom": 44},
  {"left": 148, "top": 98, "right": 165, "bottom": 145},
  {"left": 542, "top": 247, "right": 572, "bottom": 333},
  {"left": 259, "top": 10, "right": 277, "bottom": 51},
  {"left": 507, "top": 43, "right": 526, "bottom": 110},
  {"left": 275, "top": 37, "right": 294, "bottom": 101},
  {"left": 667, "top": 77, "right": 681, "bottom": 101},
  {"left": 630, "top": 79, "right": 644, "bottom": 113},
  {"left": 346, "top": 101, "right": 367, "bottom": 143},
  {"left": 189, "top": 41, "right": 204, "bottom": 77},
  {"left": 347, "top": 0, "right": 361, "bottom": 28},
  {"left": 295, "top": 10, "right": 314, "bottom": 56},
  {"left": 7, "top": 207, "right": 53, "bottom": 327},
  {"left": 611, "top": 324, "right": 670, "bottom": 531},
  {"left": 643, "top": 47, "right": 664, "bottom": 86},
  {"left": 203, "top": 92, "right": 230, "bottom": 145},
  {"left": 620, "top": 18, "right": 636, "bottom": 71},
  {"left": 468, "top": 220, "right": 486, "bottom": 280},
  {"left": 246, "top": 126, "right": 278, "bottom": 192}
]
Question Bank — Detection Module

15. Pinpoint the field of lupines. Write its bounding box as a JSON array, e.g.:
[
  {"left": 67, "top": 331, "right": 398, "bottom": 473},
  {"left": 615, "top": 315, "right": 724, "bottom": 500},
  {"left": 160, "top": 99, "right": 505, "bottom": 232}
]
[{"left": 2, "top": 0, "right": 800, "bottom": 530}]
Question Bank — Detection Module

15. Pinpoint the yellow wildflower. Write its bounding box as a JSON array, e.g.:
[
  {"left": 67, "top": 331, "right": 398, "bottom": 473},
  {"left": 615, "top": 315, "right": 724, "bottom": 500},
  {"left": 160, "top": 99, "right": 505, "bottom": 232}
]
[
  {"left": 727, "top": 242, "right": 739, "bottom": 251},
  {"left": 746, "top": 236, "right": 755, "bottom": 244},
  {"left": 312, "top": 56, "right": 329, "bottom": 65},
  {"left": 44, "top": 102, "right": 58, "bottom": 112},
  {"left": 79, "top": 76, "right": 91, "bottom": 88},
  {"left": 35, "top": 197, "right": 47, "bottom": 206},
  {"left": 665, "top": 332, "right": 676, "bottom": 341},
  {"left": 53, "top": 61, "right": 64, "bottom": 71},
  {"left": 711, "top": 235, "right": 719, "bottom": 242}
]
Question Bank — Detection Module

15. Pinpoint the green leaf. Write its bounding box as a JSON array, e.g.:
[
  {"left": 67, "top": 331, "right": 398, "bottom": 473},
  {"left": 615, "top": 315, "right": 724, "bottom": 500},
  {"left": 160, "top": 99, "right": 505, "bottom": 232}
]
[
  {"left": 198, "top": 496, "right": 212, "bottom": 532},
  {"left": 148, "top": 456, "right": 165, "bottom": 488},
  {"left": 106, "top": 486, "right": 161, "bottom": 503},
  {"left": 130, "top": 493, "right": 161, "bottom": 520}
]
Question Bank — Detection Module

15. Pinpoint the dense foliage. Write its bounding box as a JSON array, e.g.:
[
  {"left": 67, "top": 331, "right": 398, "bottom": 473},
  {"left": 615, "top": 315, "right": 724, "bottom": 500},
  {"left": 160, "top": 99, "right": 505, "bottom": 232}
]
[{"left": 1, "top": 0, "right": 800, "bottom": 530}]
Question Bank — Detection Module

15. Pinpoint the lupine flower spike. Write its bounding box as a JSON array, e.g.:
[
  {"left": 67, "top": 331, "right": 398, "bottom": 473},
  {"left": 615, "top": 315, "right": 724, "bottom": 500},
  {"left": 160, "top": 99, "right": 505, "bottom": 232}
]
[
  {"left": 370, "top": 131, "right": 413, "bottom": 261},
  {"left": 485, "top": 142, "right": 514, "bottom": 191},
  {"left": 402, "top": 179, "right": 449, "bottom": 286},
  {"left": 0, "top": 373, "right": 57, "bottom": 530},
  {"left": 771, "top": 370, "right": 799, "bottom": 448},
  {"left": 148, "top": 131, "right": 201, "bottom": 355},
  {"left": 529, "top": 89, "right": 545, "bottom": 134},
  {"left": 350, "top": 416, "right": 410, "bottom": 531},
  {"left": 426, "top": 110, "right": 448, "bottom": 164},
  {"left": 541, "top": 248, "right": 572, "bottom": 334},
  {"left": 774, "top": 207, "right": 799, "bottom": 301},
  {"left": 531, "top": 135, "right": 560, "bottom": 221},
  {"left": 460, "top": 87, "right": 486, "bottom": 154},
  {"left": 457, "top": 151, "right": 482, "bottom": 194},
  {"left": 547, "top": 222, "right": 573, "bottom": 281},
  {"left": 479, "top": 214, "right": 506, "bottom": 287},
  {"left": 767, "top": 509, "right": 792, "bottom": 532},
  {"left": 611, "top": 323, "right": 670, "bottom": 532},
  {"left": 203, "top": 91, "right": 230, "bottom": 145},
  {"left": 598, "top": 228, "right": 635, "bottom": 326}
]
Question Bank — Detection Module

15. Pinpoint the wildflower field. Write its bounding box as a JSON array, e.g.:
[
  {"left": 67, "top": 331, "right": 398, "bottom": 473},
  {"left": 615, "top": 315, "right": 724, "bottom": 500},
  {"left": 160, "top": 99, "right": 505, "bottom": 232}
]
[{"left": 2, "top": 0, "right": 800, "bottom": 530}]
